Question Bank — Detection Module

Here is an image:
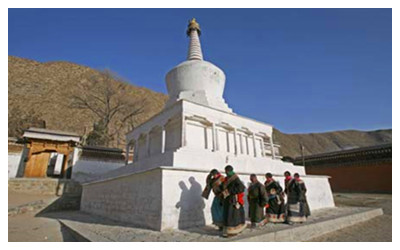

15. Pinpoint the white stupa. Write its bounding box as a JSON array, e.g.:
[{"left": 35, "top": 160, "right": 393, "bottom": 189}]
[
  {"left": 80, "top": 19, "right": 335, "bottom": 231},
  {"left": 123, "top": 18, "right": 306, "bottom": 174}
]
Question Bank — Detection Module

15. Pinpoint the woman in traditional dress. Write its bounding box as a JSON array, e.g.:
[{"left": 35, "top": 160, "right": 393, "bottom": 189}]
[
  {"left": 284, "top": 171, "right": 292, "bottom": 195},
  {"left": 221, "top": 165, "right": 246, "bottom": 237},
  {"left": 202, "top": 169, "right": 225, "bottom": 230},
  {"left": 247, "top": 174, "right": 268, "bottom": 227},
  {"left": 264, "top": 173, "right": 286, "bottom": 223},
  {"left": 286, "top": 173, "right": 311, "bottom": 224}
]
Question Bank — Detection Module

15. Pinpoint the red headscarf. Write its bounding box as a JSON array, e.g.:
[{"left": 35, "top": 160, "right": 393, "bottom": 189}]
[{"left": 214, "top": 173, "right": 222, "bottom": 179}]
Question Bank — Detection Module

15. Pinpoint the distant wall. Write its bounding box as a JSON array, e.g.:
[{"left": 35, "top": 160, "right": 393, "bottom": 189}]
[
  {"left": 71, "top": 146, "right": 125, "bottom": 183},
  {"left": 306, "top": 162, "right": 392, "bottom": 193},
  {"left": 72, "top": 160, "right": 124, "bottom": 182},
  {"left": 8, "top": 138, "right": 126, "bottom": 181},
  {"left": 8, "top": 152, "right": 22, "bottom": 178},
  {"left": 8, "top": 139, "right": 24, "bottom": 179}
]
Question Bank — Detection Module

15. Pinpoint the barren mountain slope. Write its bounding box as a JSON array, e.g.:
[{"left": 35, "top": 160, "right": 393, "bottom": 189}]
[{"left": 8, "top": 55, "right": 168, "bottom": 147}]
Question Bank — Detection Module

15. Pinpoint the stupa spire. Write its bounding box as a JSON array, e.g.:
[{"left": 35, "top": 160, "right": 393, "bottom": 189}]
[{"left": 186, "top": 18, "right": 203, "bottom": 61}]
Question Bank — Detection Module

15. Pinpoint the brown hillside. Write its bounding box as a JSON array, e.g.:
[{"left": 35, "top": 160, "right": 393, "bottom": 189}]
[
  {"left": 274, "top": 128, "right": 392, "bottom": 158},
  {"left": 8, "top": 55, "right": 168, "bottom": 147},
  {"left": 8, "top": 55, "right": 391, "bottom": 155}
]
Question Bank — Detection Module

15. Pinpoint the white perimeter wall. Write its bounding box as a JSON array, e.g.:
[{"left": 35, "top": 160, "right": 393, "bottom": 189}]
[
  {"left": 72, "top": 159, "right": 124, "bottom": 183},
  {"left": 8, "top": 153, "right": 22, "bottom": 179}
]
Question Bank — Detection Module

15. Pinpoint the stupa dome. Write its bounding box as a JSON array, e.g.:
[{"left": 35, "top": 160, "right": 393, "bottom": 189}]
[{"left": 164, "top": 18, "right": 232, "bottom": 113}]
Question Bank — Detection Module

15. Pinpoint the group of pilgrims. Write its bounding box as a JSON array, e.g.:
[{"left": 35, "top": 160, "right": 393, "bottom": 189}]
[{"left": 201, "top": 165, "right": 311, "bottom": 237}]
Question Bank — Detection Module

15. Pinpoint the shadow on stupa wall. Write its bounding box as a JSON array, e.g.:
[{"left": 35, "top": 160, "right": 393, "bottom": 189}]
[{"left": 176, "top": 177, "right": 206, "bottom": 229}]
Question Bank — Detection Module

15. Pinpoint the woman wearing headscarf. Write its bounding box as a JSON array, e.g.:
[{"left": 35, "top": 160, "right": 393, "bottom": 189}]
[
  {"left": 221, "top": 165, "right": 246, "bottom": 237},
  {"left": 264, "top": 172, "right": 285, "bottom": 223},
  {"left": 202, "top": 169, "right": 225, "bottom": 230},
  {"left": 286, "top": 173, "right": 311, "bottom": 224}
]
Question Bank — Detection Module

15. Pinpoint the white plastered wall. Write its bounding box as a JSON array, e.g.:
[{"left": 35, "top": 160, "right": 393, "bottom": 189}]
[
  {"left": 80, "top": 166, "right": 334, "bottom": 231},
  {"left": 8, "top": 152, "right": 22, "bottom": 178},
  {"left": 81, "top": 168, "right": 163, "bottom": 230},
  {"left": 161, "top": 168, "right": 334, "bottom": 231},
  {"left": 72, "top": 160, "right": 125, "bottom": 183}
]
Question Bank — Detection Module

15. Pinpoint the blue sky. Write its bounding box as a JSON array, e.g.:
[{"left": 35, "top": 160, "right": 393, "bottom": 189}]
[{"left": 8, "top": 8, "right": 392, "bottom": 133}]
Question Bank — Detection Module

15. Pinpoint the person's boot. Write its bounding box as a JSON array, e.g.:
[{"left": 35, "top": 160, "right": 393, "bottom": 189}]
[
  {"left": 284, "top": 219, "right": 293, "bottom": 225},
  {"left": 222, "top": 227, "right": 228, "bottom": 237}
]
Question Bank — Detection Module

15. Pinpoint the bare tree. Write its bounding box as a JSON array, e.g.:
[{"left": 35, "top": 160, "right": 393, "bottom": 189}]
[
  {"left": 8, "top": 105, "right": 46, "bottom": 138},
  {"left": 70, "top": 69, "right": 145, "bottom": 147}
]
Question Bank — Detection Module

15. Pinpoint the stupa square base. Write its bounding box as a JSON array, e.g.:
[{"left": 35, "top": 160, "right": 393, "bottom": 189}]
[{"left": 81, "top": 166, "right": 335, "bottom": 231}]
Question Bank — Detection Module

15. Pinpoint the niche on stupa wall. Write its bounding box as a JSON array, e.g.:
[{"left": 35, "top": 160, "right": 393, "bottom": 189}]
[
  {"left": 165, "top": 115, "right": 182, "bottom": 152},
  {"left": 149, "top": 126, "right": 162, "bottom": 156},
  {"left": 215, "top": 123, "right": 234, "bottom": 154},
  {"left": 185, "top": 115, "right": 213, "bottom": 151},
  {"left": 137, "top": 134, "right": 147, "bottom": 160}
]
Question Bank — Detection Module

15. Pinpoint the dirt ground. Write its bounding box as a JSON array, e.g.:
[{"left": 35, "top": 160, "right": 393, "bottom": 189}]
[
  {"left": 8, "top": 190, "right": 77, "bottom": 242},
  {"left": 8, "top": 191, "right": 56, "bottom": 209},
  {"left": 8, "top": 211, "right": 77, "bottom": 242},
  {"left": 308, "top": 193, "right": 392, "bottom": 242}
]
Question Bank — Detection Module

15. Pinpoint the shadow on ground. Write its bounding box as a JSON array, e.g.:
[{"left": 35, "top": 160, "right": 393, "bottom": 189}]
[{"left": 59, "top": 222, "right": 79, "bottom": 242}]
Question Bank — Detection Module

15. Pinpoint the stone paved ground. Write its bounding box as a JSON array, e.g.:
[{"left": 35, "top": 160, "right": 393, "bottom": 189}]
[
  {"left": 308, "top": 193, "right": 392, "bottom": 242},
  {"left": 47, "top": 206, "right": 372, "bottom": 241},
  {"left": 8, "top": 192, "right": 391, "bottom": 242}
]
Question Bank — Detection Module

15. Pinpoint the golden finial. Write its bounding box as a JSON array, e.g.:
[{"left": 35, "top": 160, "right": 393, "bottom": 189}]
[{"left": 187, "top": 18, "right": 201, "bottom": 36}]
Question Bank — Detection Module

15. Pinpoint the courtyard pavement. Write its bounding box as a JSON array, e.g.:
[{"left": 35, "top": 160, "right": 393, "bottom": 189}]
[
  {"left": 8, "top": 193, "right": 391, "bottom": 242},
  {"left": 309, "top": 193, "right": 391, "bottom": 241}
]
